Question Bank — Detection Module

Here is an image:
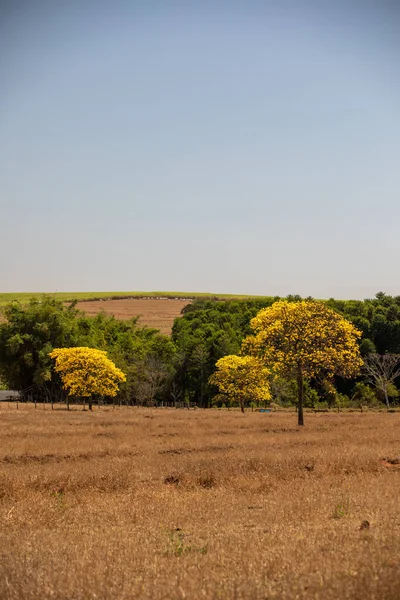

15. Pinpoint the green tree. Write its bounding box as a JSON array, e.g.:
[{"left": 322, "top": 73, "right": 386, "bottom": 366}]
[
  {"left": 120, "top": 332, "right": 176, "bottom": 406},
  {"left": 171, "top": 298, "right": 275, "bottom": 406},
  {"left": 0, "top": 297, "right": 83, "bottom": 396},
  {"left": 351, "top": 382, "right": 378, "bottom": 410},
  {"left": 0, "top": 296, "right": 176, "bottom": 407}
]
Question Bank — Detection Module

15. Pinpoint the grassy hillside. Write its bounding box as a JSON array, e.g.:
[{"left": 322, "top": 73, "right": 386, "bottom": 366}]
[{"left": 0, "top": 291, "right": 269, "bottom": 306}]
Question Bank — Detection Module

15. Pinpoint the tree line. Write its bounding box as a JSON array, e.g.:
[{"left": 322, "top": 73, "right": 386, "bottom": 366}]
[{"left": 0, "top": 293, "right": 400, "bottom": 411}]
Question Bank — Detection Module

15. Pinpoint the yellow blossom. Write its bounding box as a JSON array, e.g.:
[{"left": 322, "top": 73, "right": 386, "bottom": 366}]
[
  {"left": 49, "top": 347, "right": 126, "bottom": 398},
  {"left": 209, "top": 355, "right": 271, "bottom": 413},
  {"left": 242, "top": 300, "right": 363, "bottom": 425}
]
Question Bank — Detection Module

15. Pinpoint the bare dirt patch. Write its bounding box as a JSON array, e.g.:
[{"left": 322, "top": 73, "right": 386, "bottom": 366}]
[{"left": 75, "top": 298, "right": 190, "bottom": 334}]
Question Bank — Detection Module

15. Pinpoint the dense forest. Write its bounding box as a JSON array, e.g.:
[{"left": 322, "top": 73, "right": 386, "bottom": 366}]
[{"left": 1, "top": 292, "right": 400, "bottom": 409}]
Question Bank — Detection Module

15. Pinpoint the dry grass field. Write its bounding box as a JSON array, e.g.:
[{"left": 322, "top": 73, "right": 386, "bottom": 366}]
[
  {"left": 75, "top": 298, "right": 190, "bottom": 334},
  {"left": 0, "top": 407, "right": 399, "bottom": 600}
]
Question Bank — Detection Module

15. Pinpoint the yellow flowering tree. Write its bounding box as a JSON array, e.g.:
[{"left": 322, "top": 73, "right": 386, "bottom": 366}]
[
  {"left": 209, "top": 355, "right": 271, "bottom": 413},
  {"left": 243, "top": 301, "right": 363, "bottom": 425},
  {"left": 49, "top": 347, "right": 126, "bottom": 411}
]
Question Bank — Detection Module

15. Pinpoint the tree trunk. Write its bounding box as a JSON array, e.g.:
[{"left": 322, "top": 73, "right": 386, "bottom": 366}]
[
  {"left": 240, "top": 399, "right": 245, "bottom": 414},
  {"left": 88, "top": 398, "right": 93, "bottom": 412},
  {"left": 384, "top": 388, "right": 390, "bottom": 410},
  {"left": 297, "top": 367, "right": 304, "bottom": 426}
]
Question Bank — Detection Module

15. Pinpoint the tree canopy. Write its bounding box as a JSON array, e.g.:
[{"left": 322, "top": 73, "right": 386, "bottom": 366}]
[
  {"left": 2, "top": 292, "right": 400, "bottom": 411},
  {"left": 49, "top": 347, "right": 126, "bottom": 410},
  {"left": 0, "top": 297, "right": 83, "bottom": 392},
  {"left": 209, "top": 355, "right": 271, "bottom": 413},
  {"left": 0, "top": 296, "right": 175, "bottom": 406},
  {"left": 243, "top": 300, "right": 363, "bottom": 424}
]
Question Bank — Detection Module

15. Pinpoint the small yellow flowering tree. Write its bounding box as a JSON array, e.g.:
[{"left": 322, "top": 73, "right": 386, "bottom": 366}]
[
  {"left": 49, "top": 347, "right": 126, "bottom": 411},
  {"left": 209, "top": 355, "right": 271, "bottom": 413},
  {"left": 243, "top": 300, "right": 363, "bottom": 425}
]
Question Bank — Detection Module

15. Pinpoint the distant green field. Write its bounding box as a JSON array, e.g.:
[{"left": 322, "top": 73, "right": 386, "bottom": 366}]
[{"left": 0, "top": 291, "right": 268, "bottom": 306}]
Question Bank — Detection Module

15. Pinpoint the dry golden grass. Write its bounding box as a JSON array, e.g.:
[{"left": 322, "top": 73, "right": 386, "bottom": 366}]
[
  {"left": 75, "top": 298, "right": 190, "bottom": 334},
  {"left": 0, "top": 406, "right": 399, "bottom": 599}
]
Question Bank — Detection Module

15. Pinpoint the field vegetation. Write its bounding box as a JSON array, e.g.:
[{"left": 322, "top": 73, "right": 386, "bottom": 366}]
[
  {"left": 1, "top": 293, "right": 400, "bottom": 414},
  {"left": 0, "top": 291, "right": 268, "bottom": 306},
  {"left": 1, "top": 293, "right": 400, "bottom": 597},
  {"left": 74, "top": 298, "right": 190, "bottom": 334},
  {"left": 0, "top": 406, "right": 399, "bottom": 599}
]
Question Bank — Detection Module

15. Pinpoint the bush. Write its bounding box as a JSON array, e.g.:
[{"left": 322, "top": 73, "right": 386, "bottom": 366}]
[
  {"left": 313, "top": 400, "right": 329, "bottom": 411},
  {"left": 334, "top": 393, "right": 350, "bottom": 411},
  {"left": 351, "top": 383, "right": 379, "bottom": 409}
]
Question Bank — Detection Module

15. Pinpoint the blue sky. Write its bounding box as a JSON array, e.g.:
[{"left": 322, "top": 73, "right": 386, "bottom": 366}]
[{"left": 1, "top": 1, "right": 400, "bottom": 299}]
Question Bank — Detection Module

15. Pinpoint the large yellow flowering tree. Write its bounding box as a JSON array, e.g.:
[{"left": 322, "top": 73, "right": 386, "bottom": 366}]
[
  {"left": 209, "top": 355, "right": 271, "bottom": 413},
  {"left": 242, "top": 301, "right": 363, "bottom": 425},
  {"left": 49, "top": 347, "right": 126, "bottom": 410}
]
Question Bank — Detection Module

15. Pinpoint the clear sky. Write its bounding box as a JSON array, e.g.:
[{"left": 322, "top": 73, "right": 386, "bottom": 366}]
[{"left": 1, "top": 1, "right": 400, "bottom": 299}]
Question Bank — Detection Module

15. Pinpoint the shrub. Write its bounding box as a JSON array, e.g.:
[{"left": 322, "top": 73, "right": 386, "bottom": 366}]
[{"left": 352, "top": 383, "right": 379, "bottom": 409}]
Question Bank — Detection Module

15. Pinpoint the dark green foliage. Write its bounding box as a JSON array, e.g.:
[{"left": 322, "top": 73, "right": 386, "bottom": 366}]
[
  {"left": 351, "top": 383, "right": 379, "bottom": 409},
  {"left": 0, "top": 296, "right": 175, "bottom": 405},
  {"left": 326, "top": 293, "right": 400, "bottom": 355},
  {"left": 172, "top": 293, "right": 400, "bottom": 408},
  {"left": 2, "top": 291, "right": 400, "bottom": 408},
  {"left": 171, "top": 299, "right": 276, "bottom": 407},
  {"left": 0, "top": 297, "right": 83, "bottom": 393},
  {"left": 270, "top": 376, "right": 319, "bottom": 408}
]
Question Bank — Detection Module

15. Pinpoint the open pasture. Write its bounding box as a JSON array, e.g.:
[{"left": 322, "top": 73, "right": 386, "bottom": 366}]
[
  {"left": 0, "top": 408, "right": 399, "bottom": 599},
  {"left": 75, "top": 298, "right": 190, "bottom": 334}
]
